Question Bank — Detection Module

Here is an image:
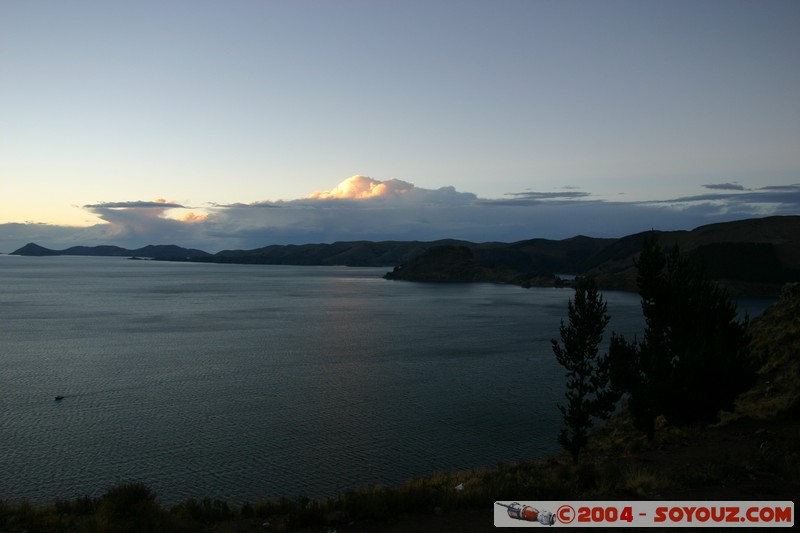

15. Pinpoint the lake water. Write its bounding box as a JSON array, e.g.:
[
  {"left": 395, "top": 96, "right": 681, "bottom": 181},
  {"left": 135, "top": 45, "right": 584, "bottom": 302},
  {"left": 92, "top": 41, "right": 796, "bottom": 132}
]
[{"left": 0, "top": 256, "right": 771, "bottom": 505}]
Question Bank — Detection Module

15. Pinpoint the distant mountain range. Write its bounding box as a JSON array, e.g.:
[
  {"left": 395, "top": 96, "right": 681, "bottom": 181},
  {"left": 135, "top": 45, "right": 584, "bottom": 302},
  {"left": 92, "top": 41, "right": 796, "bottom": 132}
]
[
  {"left": 11, "top": 215, "right": 800, "bottom": 296},
  {"left": 10, "top": 242, "right": 211, "bottom": 260}
]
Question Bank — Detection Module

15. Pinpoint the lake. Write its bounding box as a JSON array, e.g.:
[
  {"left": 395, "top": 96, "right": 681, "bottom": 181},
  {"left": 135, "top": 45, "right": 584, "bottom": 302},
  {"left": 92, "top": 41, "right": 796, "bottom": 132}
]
[{"left": 0, "top": 256, "right": 770, "bottom": 505}]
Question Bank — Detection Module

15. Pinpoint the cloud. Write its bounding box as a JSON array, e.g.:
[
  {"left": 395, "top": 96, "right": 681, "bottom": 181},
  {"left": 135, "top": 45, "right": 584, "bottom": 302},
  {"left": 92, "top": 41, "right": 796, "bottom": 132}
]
[
  {"left": 299, "top": 175, "right": 477, "bottom": 207},
  {"left": 648, "top": 184, "right": 800, "bottom": 214},
  {"left": 211, "top": 202, "right": 283, "bottom": 209},
  {"left": 703, "top": 182, "right": 747, "bottom": 191},
  {"left": 484, "top": 190, "right": 593, "bottom": 206},
  {"left": 305, "top": 175, "right": 415, "bottom": 200},
  {"left": 199, "top": 178, "right": 740, "bottom": 248},
  {"left": 83, "top": 199, "right": 186, "bottom": 237},
  {"left": 15, "top": 198, "right": 225, "bottom": 252},
  {"left": 760, "top": 184, "right": 800, "bottom": 192},
  {"left": 2, "top": 176, "right": 798, "bottom": 254},
  {"left": 83, "top": 200, "right": 186, "bottom": 209},
  {"left": 180, "top": 212, "right": 211, "bottom": 223}
]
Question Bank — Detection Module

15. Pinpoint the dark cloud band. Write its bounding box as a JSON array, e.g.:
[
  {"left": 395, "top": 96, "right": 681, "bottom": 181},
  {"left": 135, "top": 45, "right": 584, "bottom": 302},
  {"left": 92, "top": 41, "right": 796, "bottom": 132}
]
[{"left": 83, "top": 201, "right": 185, "bottom": 209}]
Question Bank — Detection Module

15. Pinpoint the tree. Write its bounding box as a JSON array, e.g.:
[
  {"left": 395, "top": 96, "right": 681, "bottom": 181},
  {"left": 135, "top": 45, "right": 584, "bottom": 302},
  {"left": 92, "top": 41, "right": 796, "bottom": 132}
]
[
  {"left": 552, "top": 276, "right": 619, "bottom": 464},
  {"left": 608, "top": 234, "right": 674, "bottom": 440},
  {"left": 657, "top": 244, "right": 754, "bottom": 425},
  {"left": 609, "top": 233, "right": 755, "bottom": 439}
]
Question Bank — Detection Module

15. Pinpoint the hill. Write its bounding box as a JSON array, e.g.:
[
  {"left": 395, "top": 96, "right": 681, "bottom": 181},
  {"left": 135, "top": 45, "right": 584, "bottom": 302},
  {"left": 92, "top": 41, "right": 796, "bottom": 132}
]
[
  {"left": 10, "top": 215, "right": 800, "bottom": 296},
  {"left": 202, "top": 239, "right": 475, "bottom": 267},
  {"left": 581, "top": 216, "right": 800, "bottom": 295},
  {"left": 386, "top": 216, "right": 800, "bottom": 296},
  {"left": 383, "top": 235, "right": 614, "bottom": 285},
  {"left": 10, "top": 243, "right": 212, "bottom": 260}
]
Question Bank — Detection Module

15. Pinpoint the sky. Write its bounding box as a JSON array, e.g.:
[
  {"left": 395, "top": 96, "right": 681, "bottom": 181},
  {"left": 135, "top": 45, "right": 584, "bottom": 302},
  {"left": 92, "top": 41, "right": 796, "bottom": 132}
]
[{"left": 1, "top": 0, "right": 799, "bottom": 253}]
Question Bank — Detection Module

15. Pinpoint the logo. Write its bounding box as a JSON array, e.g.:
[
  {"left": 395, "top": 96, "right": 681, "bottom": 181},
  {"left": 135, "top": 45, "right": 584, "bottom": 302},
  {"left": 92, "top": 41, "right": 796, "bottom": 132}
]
[{"left": 496, "top": 502, "right": 556, "bottom": 526}]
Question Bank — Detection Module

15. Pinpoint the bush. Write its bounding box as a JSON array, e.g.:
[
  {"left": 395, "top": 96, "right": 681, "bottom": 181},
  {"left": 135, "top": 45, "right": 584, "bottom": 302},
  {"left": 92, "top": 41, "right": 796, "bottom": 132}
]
[{"left": 96, "top": 482, "right": 168, "bottom": 532}]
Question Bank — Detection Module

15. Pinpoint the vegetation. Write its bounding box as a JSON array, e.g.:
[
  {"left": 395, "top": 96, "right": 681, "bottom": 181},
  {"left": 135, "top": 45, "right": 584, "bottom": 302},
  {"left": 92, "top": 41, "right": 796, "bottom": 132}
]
[
  {"left": 552, "top": 277, "right": 619, "bottom": 464},
  {"left": 608, "top": 234, "right": 756, "bottom": 439}
]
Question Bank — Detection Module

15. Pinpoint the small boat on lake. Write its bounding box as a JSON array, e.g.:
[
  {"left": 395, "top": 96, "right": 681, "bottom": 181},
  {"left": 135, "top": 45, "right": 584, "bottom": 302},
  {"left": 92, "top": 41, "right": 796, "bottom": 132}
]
[{"left": 55, "top": 395, "right": 65, "bottom": 401}]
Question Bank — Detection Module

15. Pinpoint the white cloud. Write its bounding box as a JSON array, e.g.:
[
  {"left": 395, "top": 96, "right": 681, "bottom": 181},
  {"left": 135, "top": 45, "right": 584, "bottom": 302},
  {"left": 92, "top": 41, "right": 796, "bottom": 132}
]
[{"left": 305, "top": 175, "right": 415, "bottom": 200}]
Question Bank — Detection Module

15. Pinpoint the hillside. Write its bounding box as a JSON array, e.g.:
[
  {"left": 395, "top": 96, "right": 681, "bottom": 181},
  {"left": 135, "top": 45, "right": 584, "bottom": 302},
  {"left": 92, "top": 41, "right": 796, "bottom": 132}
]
[
  {"left": 582, "top": 216, "right": 800, "bottom": 295},
  {"left": 387, "top": 216, "right": 800, "bottom": 296},
  {"left": 382, "top": 236, "right": 614, "bottom": 285},
  {"left": 203, "top": 239, "right": 475, "bottom": 267}
]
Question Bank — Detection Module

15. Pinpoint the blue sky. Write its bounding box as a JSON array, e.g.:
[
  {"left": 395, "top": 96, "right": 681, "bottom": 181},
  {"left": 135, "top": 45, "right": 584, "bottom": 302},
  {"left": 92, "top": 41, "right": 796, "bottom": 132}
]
[{"left": 1, "top": 0, "right": 799, "bottom": 252}]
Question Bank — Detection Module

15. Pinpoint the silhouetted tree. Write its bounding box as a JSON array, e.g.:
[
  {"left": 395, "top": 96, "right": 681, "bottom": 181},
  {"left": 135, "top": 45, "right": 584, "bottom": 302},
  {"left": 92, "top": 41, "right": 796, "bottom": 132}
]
[
  {"left": 609, "top": 233, "right": 755, "bottom": 439},
  {"left": 552, "top": 277, "right": 619, "bottom": 463},
  {"left": 608, "top": 234, "right": 673, "bottom": 440}
]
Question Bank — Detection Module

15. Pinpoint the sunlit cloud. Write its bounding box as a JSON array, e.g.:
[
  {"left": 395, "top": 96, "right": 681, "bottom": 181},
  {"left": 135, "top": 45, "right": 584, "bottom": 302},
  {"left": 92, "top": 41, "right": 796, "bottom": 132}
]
[
  {"left": 226, "top": 176, "right": 477, "bottom": 210},
  {"left": 47, "top": 198, "right": 218, "bottom": 250},
  {"left": 180, "top": 212, "right": 211, "bottom": 223},
  {"left": 306, "top": 175, "right": 414, "bottom": 199},
  {"left": 83, "top": 199, "right": 212, "bottom": 225},
  {"left": 84, "top": 199, "right": 187, "bottom": 232}
]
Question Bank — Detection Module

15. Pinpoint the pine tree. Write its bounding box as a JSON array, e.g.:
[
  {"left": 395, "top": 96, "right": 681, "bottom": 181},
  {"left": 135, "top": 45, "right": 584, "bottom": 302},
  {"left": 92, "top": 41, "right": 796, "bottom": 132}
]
[
  {"left": 658, "top": 245, "right": 754, "bottom": 425},
  {"left": 609, "top": 233, "right": 755, "bottom": 439},
  {"left": 608, "top": 234, "right": 674, "bottom": 440},
  {"left": 552, "top": 277, "right": 619, "bottom": 464}
]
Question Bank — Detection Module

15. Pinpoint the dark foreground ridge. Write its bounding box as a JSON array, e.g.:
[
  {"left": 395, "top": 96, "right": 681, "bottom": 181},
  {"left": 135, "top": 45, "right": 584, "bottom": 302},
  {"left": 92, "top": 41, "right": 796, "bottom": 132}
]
[
  {"left": 11, "top": 215, "right": 800, "bottom": 296},
  {"left": 1, "top": 284, "right": 798, "bottom": 532}
]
